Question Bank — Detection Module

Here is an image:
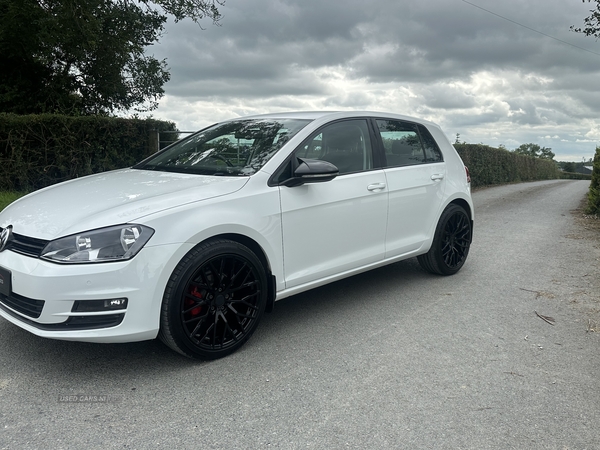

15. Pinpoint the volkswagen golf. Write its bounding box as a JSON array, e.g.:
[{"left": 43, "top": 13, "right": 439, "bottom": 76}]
[{"left": 0, "top": 111, "right": 473, "bottom": 359}]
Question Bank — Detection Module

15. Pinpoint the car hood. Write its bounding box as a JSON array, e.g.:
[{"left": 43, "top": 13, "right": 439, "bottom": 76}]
[{"left": 0, "top": 169, "right": 249, "bottom": 240}]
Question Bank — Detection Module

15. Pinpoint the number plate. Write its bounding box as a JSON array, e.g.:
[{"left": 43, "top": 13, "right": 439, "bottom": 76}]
[{"left": 0, "top": 265, "right": 11, "bottom": 297}]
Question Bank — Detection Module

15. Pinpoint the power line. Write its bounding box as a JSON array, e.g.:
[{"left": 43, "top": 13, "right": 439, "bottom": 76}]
[{"left": 461, "top": 0, "right": 600, "bottom": 58}]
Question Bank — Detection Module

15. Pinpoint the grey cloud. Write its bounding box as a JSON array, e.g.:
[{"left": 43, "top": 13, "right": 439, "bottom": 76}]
[
  {"left": 146, "top": 0, "right": 600, "bottom": 160},
  {"left": 166, "top": 73, "right": 329, "bottom": 99},
  {"left": 420, "top": 85, "right": 478, "bottom": 110},
  {"left": 157, "top": 0, "right": 598, "bottom": 88}
]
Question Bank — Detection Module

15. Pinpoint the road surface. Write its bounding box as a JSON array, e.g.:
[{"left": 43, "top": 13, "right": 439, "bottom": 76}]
[{"left": 0, "top": 179, "right": 598, "bottom": 449}]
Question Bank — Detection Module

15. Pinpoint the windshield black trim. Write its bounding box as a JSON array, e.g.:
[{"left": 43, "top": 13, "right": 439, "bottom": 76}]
[{"left": 136, "top": 165, "right": 249, "bottom": 177}]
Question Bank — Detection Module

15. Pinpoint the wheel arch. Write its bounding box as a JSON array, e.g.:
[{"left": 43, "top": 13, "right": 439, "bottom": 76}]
[
  {"left": 449, "top": 198, "right": 473, "bottom": 221},
  {"left": 429, "top": 196, "right": 473, "bottom": 240},
  {"left": 202, "top": 232, "right": 276, "bottom": 313},
  {"left": 447, "top": 197, "right": 474, "bottom": 239},
  {"left": 417, "top": 199, "right": 473, "bottom": 276}
]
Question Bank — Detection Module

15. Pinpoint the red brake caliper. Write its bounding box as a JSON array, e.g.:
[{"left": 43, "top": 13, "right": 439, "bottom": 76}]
[{"left": 186, "top": 286, "right": 204, "bottom": 316}]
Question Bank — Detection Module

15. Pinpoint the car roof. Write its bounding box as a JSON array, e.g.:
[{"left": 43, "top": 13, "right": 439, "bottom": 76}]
[
  {"left": 237, "top": 111, "right": 339, "bottom": 120},
  {"left": 227, "top": 111, "right": 440, "bottom": 128}
]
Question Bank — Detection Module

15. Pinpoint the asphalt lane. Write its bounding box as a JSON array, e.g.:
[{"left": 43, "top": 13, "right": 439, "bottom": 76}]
[{"left": 1, "top": 180, "right": 599, "bottom": 449}]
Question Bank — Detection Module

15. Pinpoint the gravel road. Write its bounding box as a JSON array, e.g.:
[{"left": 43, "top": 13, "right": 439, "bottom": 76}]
[{"left": 0, "top": 179, "right": 598, "bottom": 450}]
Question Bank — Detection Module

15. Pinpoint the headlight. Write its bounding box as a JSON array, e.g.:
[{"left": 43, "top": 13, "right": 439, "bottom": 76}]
[{"left": 41, "top": 224, "right": 154, "bottom": 264}]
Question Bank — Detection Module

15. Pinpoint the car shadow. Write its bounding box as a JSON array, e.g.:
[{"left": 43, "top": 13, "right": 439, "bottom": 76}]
[{"left": 0, "top": 257, "right": 436, "bottom": 375}]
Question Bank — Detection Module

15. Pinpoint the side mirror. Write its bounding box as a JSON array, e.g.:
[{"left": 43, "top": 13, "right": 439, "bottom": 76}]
[{"left": 281, "top": 158, "right": 339, "bottom": 187}]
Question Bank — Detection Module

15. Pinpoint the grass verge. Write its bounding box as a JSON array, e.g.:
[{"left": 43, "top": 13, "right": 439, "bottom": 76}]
[{"left": 0, "top": 192, "right": 27, "bottom": 212}]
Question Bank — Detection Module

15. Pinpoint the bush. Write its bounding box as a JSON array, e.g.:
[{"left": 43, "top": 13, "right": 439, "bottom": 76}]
[
  {"left": 0, "top": 113, "right": 176, "bottom": 191},
  {"left": 454, "top": 143, "right": 560, "bottom": 188},
  {"left": 586, "top": 146, "right": 600, "bottom": 215}
]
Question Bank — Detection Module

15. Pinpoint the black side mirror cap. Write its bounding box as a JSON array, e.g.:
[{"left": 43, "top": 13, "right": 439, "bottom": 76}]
[{"left": 281, "top": 158, "right": 339, "bottom": 187}]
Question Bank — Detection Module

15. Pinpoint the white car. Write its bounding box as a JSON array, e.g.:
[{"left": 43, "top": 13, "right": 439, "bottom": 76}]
[{"left": 0, "top": 111, "right": 473, "bottom": 359}]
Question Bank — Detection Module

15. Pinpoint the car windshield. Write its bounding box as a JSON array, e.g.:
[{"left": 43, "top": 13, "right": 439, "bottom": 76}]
[{"left": 136, "top": 118, "right": 311, "bottom": 176}]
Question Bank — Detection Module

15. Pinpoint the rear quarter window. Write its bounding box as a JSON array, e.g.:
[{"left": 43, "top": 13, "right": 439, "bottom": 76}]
[{"left": 418, "top": 124, "right": 444, "bottom": 162}]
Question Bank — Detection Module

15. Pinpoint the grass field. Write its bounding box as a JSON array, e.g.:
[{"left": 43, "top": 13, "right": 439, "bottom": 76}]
[{"left": 0, "top": 192, "right": 26, "bottom": 211}]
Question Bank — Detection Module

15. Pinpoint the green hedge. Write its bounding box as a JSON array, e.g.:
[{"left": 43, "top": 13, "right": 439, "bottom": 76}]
[
  {"left": 586, "top": 146, "right": 600, "bottom": 215},
  {"left": 560, "top": 171, "right": 592, "bottom": 180},
  {"left": 0, "top": 113, "right": 176, "bottom": 191},
  {"left": 454, "top": 143, "right": 560, "bottom": 189}
]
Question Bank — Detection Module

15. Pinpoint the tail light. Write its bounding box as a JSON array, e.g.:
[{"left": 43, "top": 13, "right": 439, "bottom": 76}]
[{"left": 465, "top": 166, "right": 471, "bottom": 184}]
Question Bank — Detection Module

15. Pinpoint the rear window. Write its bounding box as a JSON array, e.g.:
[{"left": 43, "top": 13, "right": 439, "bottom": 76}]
[{"left": 376, "top": 119, "right": 443, "bottom": 167}]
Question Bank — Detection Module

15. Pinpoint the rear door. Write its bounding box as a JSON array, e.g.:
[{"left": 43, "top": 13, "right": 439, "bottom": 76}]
[{"left": 374, "top": 119, "right": 446, "bottom": 258}]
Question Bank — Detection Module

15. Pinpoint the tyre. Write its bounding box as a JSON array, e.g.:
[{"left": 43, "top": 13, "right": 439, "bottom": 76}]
[
  {"left": 159, "top": 239, "right": 267, "bottom": 359},
  {"left": 418, "top": 204, "right": 472, "bottom": 276}
]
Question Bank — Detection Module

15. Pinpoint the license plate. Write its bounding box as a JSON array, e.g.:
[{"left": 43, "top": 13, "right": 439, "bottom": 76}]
[{"left": 0, "top": 265, "right": 11, "bottom": 297}]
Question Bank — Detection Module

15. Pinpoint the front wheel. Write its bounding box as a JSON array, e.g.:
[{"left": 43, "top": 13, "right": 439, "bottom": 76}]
[
  {"left": 418, "top": 204, "right": 472, "bottom": 276},
  {"left": 159, "top": 239, "right": 267, "bottom": 359}
]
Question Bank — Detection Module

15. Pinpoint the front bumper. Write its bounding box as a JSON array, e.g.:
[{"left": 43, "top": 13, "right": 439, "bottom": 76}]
[{"left": 0, "top": 243, "right": 192, "bottom": 343}]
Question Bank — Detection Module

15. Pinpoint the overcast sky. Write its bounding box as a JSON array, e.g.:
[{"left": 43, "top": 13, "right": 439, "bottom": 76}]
[{"left": 145, "top": 0, "right": 600, "bottom": 161}]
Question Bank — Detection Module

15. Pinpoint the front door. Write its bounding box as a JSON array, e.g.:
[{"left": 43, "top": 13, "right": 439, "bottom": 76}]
[{"left": 279, "top": 119, "right": 388, "bottom": 289}]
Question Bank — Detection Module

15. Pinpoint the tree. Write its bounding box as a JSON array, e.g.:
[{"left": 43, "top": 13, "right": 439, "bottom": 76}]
[
  {"left": 0, "top": 0, "right": 223, "bottom": 115},
  {"left": 571, "top": 0, "right": 600, "bottom": 38},
  {"left": 513, "top": 143, "right": 555, "bottom": 160}
]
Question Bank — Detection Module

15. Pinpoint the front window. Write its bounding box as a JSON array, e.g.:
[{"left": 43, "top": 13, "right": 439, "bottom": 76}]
[
  {"left": 137, "top": 119, "right": 311, "bottom": 176},
  {"left": 295, "top": 120, "right": 373, "bottom": 175}
]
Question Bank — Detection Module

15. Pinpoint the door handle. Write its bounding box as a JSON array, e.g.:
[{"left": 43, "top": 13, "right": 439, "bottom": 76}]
[
  {"left": 430, "top": 173, "right": 445, "bottom": 181},
  {"left": 367, "top": 183, "right": 386, "bottom": 191}
]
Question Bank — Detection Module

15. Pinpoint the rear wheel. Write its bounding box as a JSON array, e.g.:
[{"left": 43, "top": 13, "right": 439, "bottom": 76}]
[
  {"left": 418, "top": 204, "right": 472, "bottom": 275},
  {"left": 159, "top": 239, "right": 267, "bottom": 359}
]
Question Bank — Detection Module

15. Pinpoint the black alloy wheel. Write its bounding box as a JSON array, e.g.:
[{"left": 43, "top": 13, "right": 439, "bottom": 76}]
[
  {"left": 418, "top": 204, "right": 472, "bottom": 276},
  {"left": 160, "top": 239, "right": 267, "bottom": 359}
]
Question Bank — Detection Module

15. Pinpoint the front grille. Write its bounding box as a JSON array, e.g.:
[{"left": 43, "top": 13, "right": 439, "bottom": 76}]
[
  {"left": 0, "top": 226, "right": 48, "bottom": 258},
  {"left": 9, "top": 232, "right": 48, "bottom": 258},
  {"left": 0, "top": 292, "right": 45, "bottom": 318}
]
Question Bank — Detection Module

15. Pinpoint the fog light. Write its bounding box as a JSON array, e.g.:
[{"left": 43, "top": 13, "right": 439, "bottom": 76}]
[
  {"left": 104, "top": 298, "right": 127, "bottom": 309},
  {"left": 72, "top": 298, "right": 128, "bottom": 312}
]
